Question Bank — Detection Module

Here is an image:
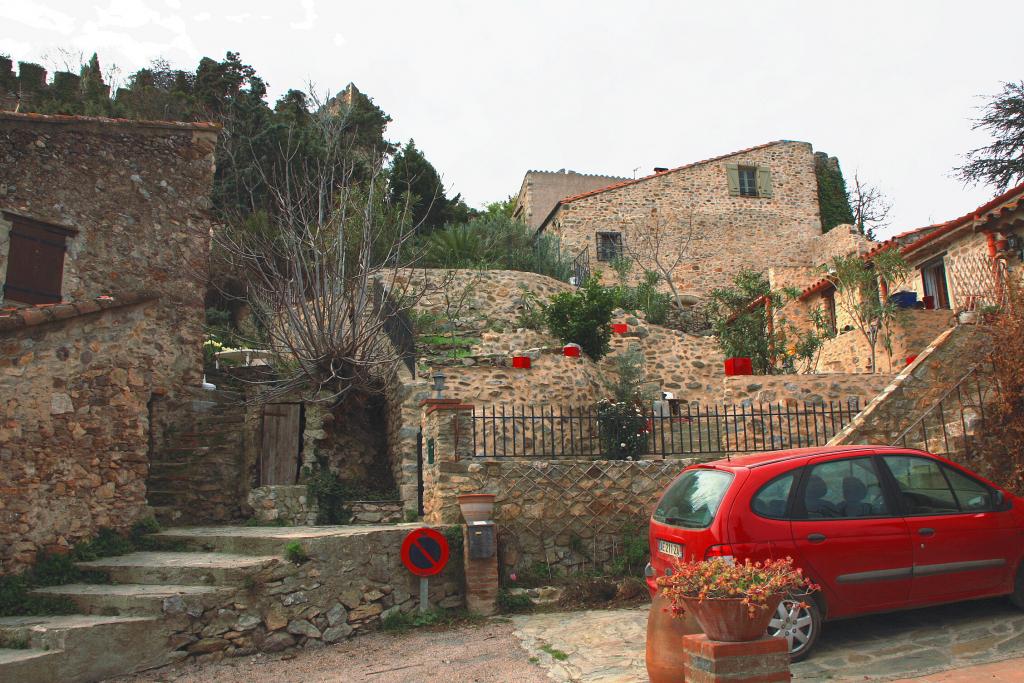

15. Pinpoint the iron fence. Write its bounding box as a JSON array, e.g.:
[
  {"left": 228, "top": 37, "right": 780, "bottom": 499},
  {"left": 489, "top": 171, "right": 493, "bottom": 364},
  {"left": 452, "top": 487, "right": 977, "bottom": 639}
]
[
  {"left": 471, "top": 399, "right": 861, "bottom": 459},
  {"left": 572, "top": 247, "right": 590, "bottom": 286}
]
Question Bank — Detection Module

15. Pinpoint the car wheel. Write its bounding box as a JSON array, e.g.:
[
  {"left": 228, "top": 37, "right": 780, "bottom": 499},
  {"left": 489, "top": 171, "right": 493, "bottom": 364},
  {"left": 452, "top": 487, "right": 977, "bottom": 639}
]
[
  {"left": 766, "top": 594, "right": 821, "bottom": 662},
  {"left": 1012, "top": 563, "right": 1024, "bottom": 610}
]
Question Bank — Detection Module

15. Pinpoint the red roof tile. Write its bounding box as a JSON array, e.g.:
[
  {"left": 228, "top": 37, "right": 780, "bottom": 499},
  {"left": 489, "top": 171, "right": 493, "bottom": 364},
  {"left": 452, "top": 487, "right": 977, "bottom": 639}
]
[{"left": 0, "top": 291, "right": 159, "bottom": 333}]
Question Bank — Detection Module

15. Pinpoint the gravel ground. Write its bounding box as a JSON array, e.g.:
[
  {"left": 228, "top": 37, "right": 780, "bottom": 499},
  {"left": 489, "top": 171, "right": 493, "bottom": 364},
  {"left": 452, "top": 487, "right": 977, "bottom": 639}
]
[{"left": 112, "top": 619, "right": 548, "bottom": 683}]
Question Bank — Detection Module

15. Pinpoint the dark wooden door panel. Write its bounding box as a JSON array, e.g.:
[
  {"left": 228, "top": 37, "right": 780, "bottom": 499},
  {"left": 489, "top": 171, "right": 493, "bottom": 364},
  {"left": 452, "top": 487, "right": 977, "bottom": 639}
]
[{"left": 261, "top": 403, "right": 302, "bottom": 485}]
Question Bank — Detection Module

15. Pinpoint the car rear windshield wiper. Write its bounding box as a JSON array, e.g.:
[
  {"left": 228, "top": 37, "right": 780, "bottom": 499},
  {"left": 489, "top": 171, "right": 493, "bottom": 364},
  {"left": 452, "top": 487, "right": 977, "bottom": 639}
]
[{"left": 663, "top": 516, "right": 689, "bottom": 526}]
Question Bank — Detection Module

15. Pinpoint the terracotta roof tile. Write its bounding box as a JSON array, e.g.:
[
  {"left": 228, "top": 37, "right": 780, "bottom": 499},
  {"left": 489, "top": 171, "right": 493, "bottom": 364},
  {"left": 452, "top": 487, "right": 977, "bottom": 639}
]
[{"left": 0, "top": 291, "right": 159, "bottom": 333}]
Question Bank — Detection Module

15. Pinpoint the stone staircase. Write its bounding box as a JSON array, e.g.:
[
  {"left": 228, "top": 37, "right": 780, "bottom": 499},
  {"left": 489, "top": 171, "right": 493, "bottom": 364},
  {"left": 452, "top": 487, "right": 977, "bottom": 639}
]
[{"left": 0, "top": 528, "right": 304, "bottom": 683}]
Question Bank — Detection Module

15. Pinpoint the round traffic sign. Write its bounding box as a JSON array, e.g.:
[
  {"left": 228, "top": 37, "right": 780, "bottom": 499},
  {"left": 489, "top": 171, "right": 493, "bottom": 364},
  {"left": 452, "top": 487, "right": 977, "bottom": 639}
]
[{"left": 400, "top": 527, "right": 450, "bottom": 577}]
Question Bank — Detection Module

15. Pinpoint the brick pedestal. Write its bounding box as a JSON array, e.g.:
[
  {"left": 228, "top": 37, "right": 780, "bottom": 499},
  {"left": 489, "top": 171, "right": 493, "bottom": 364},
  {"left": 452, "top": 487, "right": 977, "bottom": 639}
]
[
  {"left": 462, "top": 525, "right": 498, "bottom": 615},
  {"left": 681, "top": 634, "right": 791, "bottom": 682}
]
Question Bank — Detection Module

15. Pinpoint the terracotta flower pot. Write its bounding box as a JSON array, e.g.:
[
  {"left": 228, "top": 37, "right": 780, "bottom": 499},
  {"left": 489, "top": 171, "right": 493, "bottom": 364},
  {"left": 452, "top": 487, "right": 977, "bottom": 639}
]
[
  {"left": 681, "top": 595, "right": 783, "bottom": 642},
  {"left": 646, "top": 593, "right": 702, "bottom": 683},
  {"left": 457, "top": 493, "right": 496, "bottom": 523}
]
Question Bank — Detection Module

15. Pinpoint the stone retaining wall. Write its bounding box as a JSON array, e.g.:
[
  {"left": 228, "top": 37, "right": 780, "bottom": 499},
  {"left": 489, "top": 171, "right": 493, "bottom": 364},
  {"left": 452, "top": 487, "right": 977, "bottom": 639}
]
[
  {"left": 723, "top": 372, "right": 895, "bottom": 407},
  {"left": 815, "top": 309, "right": 952, "bottom": 374},
  {"left": 162, "top": 526, "right": 463, "bottom": 661},
  {"left": 247, "top": 485, "right": 405, "bottom": 526}
]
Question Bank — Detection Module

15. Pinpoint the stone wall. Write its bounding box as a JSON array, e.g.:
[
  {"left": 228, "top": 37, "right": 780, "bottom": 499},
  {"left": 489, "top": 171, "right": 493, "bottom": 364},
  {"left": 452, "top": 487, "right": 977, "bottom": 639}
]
[
  {"left": 514, "top": 170, "right": 628, "bottom": 232},
  {"left": 723, "top": 373, "right": 895, "bottom": 408},
  {"left": 0, "top": 296, "right": 158, "bottom": 573},
  {"left": 161, "top": 526, "right": 464, "bottom": 660},
  {"left": 247, "top": 486, "right": 405, "bottom": 526},
  {"left": 830, "top": 325, "right": 988, "bottom": 447},
  {"left": 815, "top": 309, "right": 952, "bottom": 374},
  {"left": 543, "top": 141, "right": 824, "bottom": 301}
]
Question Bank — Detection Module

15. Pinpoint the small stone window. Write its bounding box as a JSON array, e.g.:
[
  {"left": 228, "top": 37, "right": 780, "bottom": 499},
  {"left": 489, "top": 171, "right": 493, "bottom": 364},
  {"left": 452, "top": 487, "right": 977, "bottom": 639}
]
[
  {"left": 2, "top": 211, "right": 75, "bottom": 304},
  {"left": 726, "top": 164, "right": 773, "bottom": 198},
  {"left": 595, "top": 231, "right": 624, "bottom": 262}
]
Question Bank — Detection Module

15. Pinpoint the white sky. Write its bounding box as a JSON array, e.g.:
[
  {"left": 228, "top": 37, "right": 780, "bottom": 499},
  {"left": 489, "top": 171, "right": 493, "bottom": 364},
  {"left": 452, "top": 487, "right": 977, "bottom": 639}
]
[{"left": 3, "top": 0, "right": 1022, "bottom": 239}]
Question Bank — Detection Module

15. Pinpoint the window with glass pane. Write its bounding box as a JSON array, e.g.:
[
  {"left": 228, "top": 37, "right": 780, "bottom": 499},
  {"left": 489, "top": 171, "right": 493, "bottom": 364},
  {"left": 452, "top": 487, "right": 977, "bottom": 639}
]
[
  {"left": 882, "top": 456, "right": 959, "bottom": 514},
  {"left": 751, "top": 471, "right": 797, "bottom": 519},
  {"left": 943, "top": 466, "right": 995, "bottom": 512},
  {"left": 596, "top": 232, "right": 623, "bottom": 261},
  {"left": 654, "top": 469, "right": 733, "bottom": 528},
  {"left": 738, "top": 167, "right": 758, "bottom": 197},
  {"left": 802, "top": 458, "right": 889, "bottom": 519}
]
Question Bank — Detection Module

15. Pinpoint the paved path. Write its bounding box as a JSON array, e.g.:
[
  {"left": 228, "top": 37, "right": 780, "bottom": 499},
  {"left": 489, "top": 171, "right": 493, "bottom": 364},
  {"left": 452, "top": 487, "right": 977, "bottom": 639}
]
[{"left": 512, "top": 598, "right": 1024, "bottom": 682}]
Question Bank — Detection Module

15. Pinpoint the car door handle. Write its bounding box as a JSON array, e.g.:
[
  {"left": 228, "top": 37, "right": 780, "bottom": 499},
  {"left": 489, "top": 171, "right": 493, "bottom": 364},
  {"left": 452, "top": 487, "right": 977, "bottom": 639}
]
[
  {"left": 807, "top": 533, "right": 827, "bottom": 543},
  {"left": 918, "top": 528, "right": 935, "bottom": 537}
]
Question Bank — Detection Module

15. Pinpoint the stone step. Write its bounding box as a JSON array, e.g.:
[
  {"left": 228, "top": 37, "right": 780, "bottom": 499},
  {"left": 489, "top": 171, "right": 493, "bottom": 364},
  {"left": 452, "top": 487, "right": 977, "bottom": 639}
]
[
  {"left": 30, "top": 583, "right": 230, "bottom": 617},
  {"left": 0, "top": 614, "right": 173, "bottom": 683},
  {"left": 76, "top": 552, "right": 280, "bottom": 585},
  {"left": 156, "top": 524, "right": 417, "bottom": 556}
]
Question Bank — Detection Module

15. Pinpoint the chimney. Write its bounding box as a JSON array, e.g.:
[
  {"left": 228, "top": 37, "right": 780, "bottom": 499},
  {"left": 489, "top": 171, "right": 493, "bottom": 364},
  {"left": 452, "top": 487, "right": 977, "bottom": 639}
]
[{"left": 653, "top": 167, "right": 668, "bottom": 173}]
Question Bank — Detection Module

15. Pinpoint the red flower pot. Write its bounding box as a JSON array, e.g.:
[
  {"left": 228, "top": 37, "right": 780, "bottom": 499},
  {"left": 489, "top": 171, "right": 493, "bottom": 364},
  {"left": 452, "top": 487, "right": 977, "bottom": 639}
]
[
  {"left": 611, "top": 323, "right": 628, "bottom": 334},
  {"left": 724, "top": 357, "right": 753, "bottom": 376},
  {"left": 681, "top": 595, "right": 783, "bottom": 642},
  {"left": 512, "top": 355, "right": 531, "bottom": 369},
  {"left": 646, "top": 593, "right": 702, "bottom": 683},
  {"left": 996, "top": 238, "right": 1010, "bottom": 252},
  {"left": 563, "top": 344, "right": 581, "bottom": 357}
]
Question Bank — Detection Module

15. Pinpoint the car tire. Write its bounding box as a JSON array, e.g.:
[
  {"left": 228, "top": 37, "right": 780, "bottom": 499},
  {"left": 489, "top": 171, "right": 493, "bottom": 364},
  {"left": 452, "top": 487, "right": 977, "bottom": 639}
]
[
  {"left": 1011, "top": 563, "right": 1024, "bottom": 610},
  {"left": 766, "top": 593, "right": 822, "bottom": 663}
]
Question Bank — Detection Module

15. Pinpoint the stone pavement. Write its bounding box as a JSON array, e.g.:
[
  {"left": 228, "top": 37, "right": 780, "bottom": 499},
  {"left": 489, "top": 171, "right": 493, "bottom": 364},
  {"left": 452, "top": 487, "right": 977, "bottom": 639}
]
[{"left": 511, "top": 598, "right": 1024, "bottom": 682}]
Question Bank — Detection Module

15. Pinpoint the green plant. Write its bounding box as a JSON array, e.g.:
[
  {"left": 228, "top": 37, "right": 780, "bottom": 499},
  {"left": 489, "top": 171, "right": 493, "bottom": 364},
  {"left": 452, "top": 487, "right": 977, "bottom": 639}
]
[
  {"left": 509, "top": 560, "right": 561, "bottom": 588},
  {"left": 496, "top": 589, "right": 534, "bottom": 614},
  {"left": 605, "top": 349, "right": 651, "bottom": 403},
  {"left": 71, "top": 528, "right": 134, "bottom": 562},
  {"left": 284, "top": 541, "right": 309, "bottom": 565},
  {"left": 0, "top": 632, "right": 30, "bottom": 649},
  {"left": 814, "top": 154, "right": 855, "bottom": 233},
  {"left": 514, "top": 285, "right": 547, "bottom": 331},
  {"left": 0, "top": 574, "right": 77, "bottom": 617},
  {"left": 403, "top": 509, "right": 419, "bottom": 523},
  {"left": 596, "top": 398, "right": 649, "bottom": 461},
  {"left": 540, "top": 644, "right": 569, "bottom": 661},
  {"left": 305, "top": 459, "right": 350, "bottom": 525},
  {"left": 381, "top": 607, "right": 484, "bottom": 632},
  {"left": 608, "top": 525, "right": 650, "bottom": 578},
  {"left": 441, "top": 525, "right": 464, "bottom": 558},
  {"left": 545, "top": 277, "right": 616, "bottom": 360}
]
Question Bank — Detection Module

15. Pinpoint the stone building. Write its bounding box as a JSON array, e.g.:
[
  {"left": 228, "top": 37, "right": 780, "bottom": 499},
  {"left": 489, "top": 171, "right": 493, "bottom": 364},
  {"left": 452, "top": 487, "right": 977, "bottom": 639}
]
[
  {"left": 513, "top": 169, "right": 628, "bottom": 231},
  {"left": 531, "top": 141, "right": 835, "bottom": 300},
  {"left": 0, "top": 111, "right": 219, "bottom": 573}
]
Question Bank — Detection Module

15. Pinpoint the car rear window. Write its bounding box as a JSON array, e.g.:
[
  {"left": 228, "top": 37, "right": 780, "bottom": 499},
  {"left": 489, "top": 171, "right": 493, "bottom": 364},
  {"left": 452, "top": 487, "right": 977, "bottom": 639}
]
[{"left": 654, "top": 468, "right": 734, "bottom": 528}]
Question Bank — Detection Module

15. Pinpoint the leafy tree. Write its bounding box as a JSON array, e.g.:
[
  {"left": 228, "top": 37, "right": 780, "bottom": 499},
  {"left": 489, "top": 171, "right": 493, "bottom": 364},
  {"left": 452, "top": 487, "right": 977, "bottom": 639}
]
[
  {"left": 707, "top": 270, "right": 776, "bottom": 373},
  {"left": 79, "top": 53, "right": 111, "bottom": 116},
  {"left": 544, "top": 277, "right": 616, "bottom": 360},
  {"left": 956, "top": 81, "right": 1024, "bottom": 191},
  {"left": 389, "top": 139, "right": 469, "bottom": 233}
]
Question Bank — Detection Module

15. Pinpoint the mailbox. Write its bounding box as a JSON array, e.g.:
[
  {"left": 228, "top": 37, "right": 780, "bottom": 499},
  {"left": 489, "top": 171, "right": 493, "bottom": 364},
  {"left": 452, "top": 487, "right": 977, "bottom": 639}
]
[{"left": 466, "top": 521, "right": 496, "bottom": 559}]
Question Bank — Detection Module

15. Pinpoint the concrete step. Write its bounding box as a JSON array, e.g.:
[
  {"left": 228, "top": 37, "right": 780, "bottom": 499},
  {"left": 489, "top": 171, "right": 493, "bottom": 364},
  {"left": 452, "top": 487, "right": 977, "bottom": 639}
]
[
  {"left": 156, "top": 524, "right": 418, "bottom": 556},
  {"left": 0, "top": 614, "right": 173, "bottom": 683},
  {"left": 76, "top": 551, "right": 280, "bottom": 585},
  {"left": 30, "top": 583, "right": 231, "bottom": 616}
]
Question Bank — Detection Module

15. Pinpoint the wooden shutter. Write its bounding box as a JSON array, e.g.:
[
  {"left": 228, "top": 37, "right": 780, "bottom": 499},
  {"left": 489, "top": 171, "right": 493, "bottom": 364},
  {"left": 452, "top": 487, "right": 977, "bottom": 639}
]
[
  {"left": 725, "top": 164, "right": 740, "bottom": 196},
  {"left": 756, "top": 166, "right": 773, "bottom": 198},
  {"left": 3, "top": 216, "right": 72, "bottom": 304},
  {"left": 260, "top": 403, "right": 303, "bottom": 485}
]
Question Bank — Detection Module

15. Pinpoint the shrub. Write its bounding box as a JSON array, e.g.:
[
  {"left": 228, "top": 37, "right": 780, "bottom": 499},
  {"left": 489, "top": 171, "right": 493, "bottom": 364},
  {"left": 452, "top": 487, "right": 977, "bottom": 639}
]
[
  {"left": 496, "top": 589, "right": 534, "bottom": 614},
  {"left": 305, "top": 459, "right": 350, "bottom": 525},
  {"left": 596, "top": 399, "right": 649, "bottom": 460},
  {"left": 284, "top": 541, "right": 309, "bottom": 565},
  {"left": 544, "top": 278, "right": 616, "bottom": 360}
]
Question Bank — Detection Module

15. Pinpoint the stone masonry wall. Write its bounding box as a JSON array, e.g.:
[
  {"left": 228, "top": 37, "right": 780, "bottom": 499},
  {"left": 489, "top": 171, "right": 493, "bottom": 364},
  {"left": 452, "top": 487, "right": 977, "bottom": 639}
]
[
  {"left": 514, "top": 170, "right": 628, "bottom": 232},
  {"left": 247, "top": 485, "right": 405, "bottom": 526},
  {"left": 723, "top": 373, "right": 895, "bottom": 408},
  {"left": 161, "top": 526, "right": 464, "bottom": 660},
  {"left": 815, "top": 309, "right": 952, "bottom": 374},
  {"left": 544, "top": 141, "right": 823, "bottom": 301},
  {"left": 0, "top": 297, "right": 159, "bottom": 573}
]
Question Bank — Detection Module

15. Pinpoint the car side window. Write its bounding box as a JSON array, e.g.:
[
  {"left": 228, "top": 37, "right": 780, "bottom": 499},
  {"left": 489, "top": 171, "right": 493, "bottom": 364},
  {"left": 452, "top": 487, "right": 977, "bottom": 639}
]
[
  {"left": 751, "top": 471, "right": 797, "bottom": 519},
  {"left": 881, "top": 455, "right": 959, "bottom": 515},
  {"left": 802, "top": 457, "right": 890, "bottom": 519},
  {"left": 942, "top": 466, "right": 995, "bottom": 512}
]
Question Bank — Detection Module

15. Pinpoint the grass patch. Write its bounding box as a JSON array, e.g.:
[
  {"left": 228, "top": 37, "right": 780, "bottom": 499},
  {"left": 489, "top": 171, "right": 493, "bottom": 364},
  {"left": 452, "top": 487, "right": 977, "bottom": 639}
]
[
  {"left": 419, "top": 335, "right": 478, "bottom": 348},
  {"left": 540, "top": 644, "right": 569, "bottom": 661},
  {"left": 497, "top": 589, "right": 534, "bottom": 614},
  {"left": 0, "top": 632, "right": 30, "bottom": 649}
]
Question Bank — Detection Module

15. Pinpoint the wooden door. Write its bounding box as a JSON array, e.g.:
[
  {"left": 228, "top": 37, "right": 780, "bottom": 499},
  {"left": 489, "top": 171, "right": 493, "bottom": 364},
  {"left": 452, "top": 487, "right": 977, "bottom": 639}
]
[{"left": 261, "top": 403, "right": 302, "bottom": 485}]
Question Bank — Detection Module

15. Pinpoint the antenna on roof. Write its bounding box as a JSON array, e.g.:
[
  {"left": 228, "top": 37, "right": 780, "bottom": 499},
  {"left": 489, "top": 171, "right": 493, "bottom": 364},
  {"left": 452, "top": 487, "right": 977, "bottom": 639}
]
[{"left": 632, "top": 166, "right": 640, "bottom": 179}]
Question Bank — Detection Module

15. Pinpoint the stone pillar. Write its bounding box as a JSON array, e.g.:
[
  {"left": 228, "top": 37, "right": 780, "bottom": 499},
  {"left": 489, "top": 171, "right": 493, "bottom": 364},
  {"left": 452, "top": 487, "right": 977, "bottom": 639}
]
[
  {"left": 462, "top": 524, "right": 498, "bottom": 616},
  {"left": 420, "top": 399, "right": 475, "bottom": 524},
  {"left": 681, "top": 634, "right": 790, "bottom": 683}
]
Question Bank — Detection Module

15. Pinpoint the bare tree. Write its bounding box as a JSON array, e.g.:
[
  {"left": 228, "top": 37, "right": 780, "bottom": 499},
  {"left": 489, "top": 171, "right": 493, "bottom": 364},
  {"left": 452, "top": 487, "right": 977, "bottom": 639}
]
[
  {"left": 211, "top": 93, "right": 428, "bottom": 404},
  {"left": 623, "top": 206, "right": 695, "bottom": 309},
  {"left": 849, "top": 173, "right": 892, "bottom": 240}
]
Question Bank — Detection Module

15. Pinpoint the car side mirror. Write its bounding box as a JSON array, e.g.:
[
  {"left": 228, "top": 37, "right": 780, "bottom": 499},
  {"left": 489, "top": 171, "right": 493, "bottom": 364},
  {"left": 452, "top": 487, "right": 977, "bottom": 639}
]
[{"left": 993, "top": 490, "right": 1008, "bottom": 510}]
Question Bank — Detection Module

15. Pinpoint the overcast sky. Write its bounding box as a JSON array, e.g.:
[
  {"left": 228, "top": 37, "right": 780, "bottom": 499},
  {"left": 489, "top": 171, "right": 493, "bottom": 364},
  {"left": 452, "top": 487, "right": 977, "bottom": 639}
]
[{"left": 3, "top": 1, "right": 1022, "bottom": 238}]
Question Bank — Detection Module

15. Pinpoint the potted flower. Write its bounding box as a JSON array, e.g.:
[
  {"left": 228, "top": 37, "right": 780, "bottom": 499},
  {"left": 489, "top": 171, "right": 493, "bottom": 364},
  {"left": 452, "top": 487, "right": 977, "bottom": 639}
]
[
  {"left": 457, "top": 493, "right": 496, "bottom": 523},
  {"left": 657, "top": 557, "right": 817, "bottom": 642}
]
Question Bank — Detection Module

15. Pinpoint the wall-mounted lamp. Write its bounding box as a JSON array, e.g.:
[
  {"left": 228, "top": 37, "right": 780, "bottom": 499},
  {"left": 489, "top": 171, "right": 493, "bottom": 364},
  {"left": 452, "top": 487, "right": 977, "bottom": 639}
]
[{"left": 431, "top": 370, "right": 447, "bottom": 398}]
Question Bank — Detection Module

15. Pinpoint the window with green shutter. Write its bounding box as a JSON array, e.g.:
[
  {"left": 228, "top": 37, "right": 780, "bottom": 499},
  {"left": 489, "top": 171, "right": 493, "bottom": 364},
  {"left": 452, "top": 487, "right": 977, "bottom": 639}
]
[{"left": 726, "top": 163, "right": 773, "bottom": 198}]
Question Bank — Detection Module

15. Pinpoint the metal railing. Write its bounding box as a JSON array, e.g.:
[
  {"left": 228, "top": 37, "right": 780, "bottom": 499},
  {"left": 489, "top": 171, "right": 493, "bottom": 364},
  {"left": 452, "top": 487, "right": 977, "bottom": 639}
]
[
  {"left": 471, "top": 399, "right": 861, "bottom": 459},
  {"left": 890, "top": 363, "right": 993, "bottom": 459},
  {"left": 572, "top": 247, "right": 590, "bottom": 286}
]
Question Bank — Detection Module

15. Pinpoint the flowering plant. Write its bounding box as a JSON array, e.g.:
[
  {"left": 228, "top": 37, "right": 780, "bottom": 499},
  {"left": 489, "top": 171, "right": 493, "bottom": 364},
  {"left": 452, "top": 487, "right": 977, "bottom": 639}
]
[
  {"left": 657, "top": 557, "right": 818, "bottom": 618},
  {"left": 596, "top": 398, "right": 649, "bottom": 460}
]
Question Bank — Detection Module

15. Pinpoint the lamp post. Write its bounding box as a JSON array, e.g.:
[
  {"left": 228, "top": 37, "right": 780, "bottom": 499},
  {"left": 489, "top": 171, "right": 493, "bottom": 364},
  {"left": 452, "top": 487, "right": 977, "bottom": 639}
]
[{"left": 431, "top": 370, "right": 447, "bottom": 399}]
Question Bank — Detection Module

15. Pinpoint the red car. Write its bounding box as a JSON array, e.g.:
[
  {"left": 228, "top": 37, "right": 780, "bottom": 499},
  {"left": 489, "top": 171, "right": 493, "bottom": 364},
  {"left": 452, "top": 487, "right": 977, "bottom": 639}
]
[{"left": 646, "top": 446, "right": 1024, "bottom": 661}]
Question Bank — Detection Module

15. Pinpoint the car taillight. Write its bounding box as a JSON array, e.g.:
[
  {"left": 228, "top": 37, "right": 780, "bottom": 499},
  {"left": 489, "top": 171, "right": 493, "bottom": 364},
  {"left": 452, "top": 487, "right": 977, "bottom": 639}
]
[{"left": 705, "top": 544, "right": 735, "bottom": 562}]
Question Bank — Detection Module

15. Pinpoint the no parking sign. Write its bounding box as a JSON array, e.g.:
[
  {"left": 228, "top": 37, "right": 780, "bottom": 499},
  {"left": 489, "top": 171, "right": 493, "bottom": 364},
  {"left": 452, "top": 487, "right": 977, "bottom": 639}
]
[{"left": 400, "top": 527, "right": 450, "bottom": 577}]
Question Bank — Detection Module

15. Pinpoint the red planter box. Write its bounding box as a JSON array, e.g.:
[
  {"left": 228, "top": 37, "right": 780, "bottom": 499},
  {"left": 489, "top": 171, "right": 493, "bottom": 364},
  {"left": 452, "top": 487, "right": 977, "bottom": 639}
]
[
  {"left": 512, "top": 356, "right": 531, "bottom": 369},
  {"left": 906, "top": 355, "right": 918, "bottom": 366},
  {"left": 562, "top": 344, "right": 581, "bottom": 357},
  {"left": 611, "top": 323, "right": 628, "bottom": 334},
  {"left": 724, "top": 357, "right": 753, "bottom": 376}
]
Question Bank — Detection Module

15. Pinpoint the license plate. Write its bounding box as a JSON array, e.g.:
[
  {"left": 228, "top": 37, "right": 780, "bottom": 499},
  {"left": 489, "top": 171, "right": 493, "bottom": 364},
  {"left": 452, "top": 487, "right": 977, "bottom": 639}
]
[{"left": 657, "top": 540, "right": 683, "bottom": 558}]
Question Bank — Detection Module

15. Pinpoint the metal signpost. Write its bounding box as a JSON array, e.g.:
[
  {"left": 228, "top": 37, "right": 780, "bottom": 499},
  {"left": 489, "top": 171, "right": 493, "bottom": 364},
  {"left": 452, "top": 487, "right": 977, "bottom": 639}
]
[{"left": 400, "top": 527, "right": 450, "bottom": 614}]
